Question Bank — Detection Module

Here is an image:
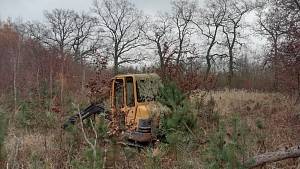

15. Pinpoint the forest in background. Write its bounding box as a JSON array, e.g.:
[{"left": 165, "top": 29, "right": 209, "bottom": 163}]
[
  {"left": 1, "top": 0, "right": 300, "bottom": 98},
  {"left": 0, "top": 0, "right": 300, "bottom": 168}
]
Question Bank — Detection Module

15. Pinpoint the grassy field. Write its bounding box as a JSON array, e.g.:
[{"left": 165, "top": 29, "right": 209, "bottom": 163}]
[
  {"left": 2, "top": 89, "right": 300, "bottom": 169},
  {"left": 192, "top": 89, "right": 300, "bottom": 168}
]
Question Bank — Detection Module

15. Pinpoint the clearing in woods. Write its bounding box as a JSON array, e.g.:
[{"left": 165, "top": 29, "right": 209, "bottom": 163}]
[{"left": 3, "top": 90, "right": 300, "bottom": 168}]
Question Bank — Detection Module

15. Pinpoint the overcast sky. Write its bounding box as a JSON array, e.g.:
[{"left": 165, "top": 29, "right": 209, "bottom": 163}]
[
  {"left": 0, "top": 0, "right": 173, "bottom": 21},
  {"left": 0, "top": 0, "right": 265, "bottom": 60}
]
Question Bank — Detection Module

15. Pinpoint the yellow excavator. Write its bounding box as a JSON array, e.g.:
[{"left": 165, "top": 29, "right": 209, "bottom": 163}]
[{"left": 63, "top": 73, "right": 163, "bottom": 147}]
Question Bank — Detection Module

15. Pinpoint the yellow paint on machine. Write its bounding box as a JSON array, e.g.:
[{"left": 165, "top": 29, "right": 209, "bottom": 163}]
[{"left": 110, "top": 73, "right": 161, "bottom": 135}]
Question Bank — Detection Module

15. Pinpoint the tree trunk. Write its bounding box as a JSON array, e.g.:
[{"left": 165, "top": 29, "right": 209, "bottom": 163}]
[
  {"left": 36, "top": 67, "right": 40, "bottom": 108},
  {"left": 160, "top": 57, "right": 165, "bottom": 79},
  {"left": 60, "top": 57, "right": 64, "bottom": 113},
  {"left": 114, "top": 40, "right": 119, "bottom": 75},
  {"left": 49, "top": 58, "right": 53, "bottom": 111},
  {"left": 205, "top": 55, "right": 211, "bottom": 80},
  {"left": 245, "top": 145, "right": 300, "bottom": 168},
  {"left": 113, "top": 56, "right": 118, "bottom": 75},
  {"left": 81, "top": 56, "right": 86, "bottom": 94},
  {"left": 228, "top": 49, "right": 234, "bottom": 88},
  {"left": 13, "top": 56, "right": 17, "bottom": 116},
  {"left": 176, "top": 41, "right": 183, "bottom": 65},
  {"left": 13, "top": 39, "right": 21, "bottom": 118},
  {"left": 204, "top": 27, "right": 217, "bottom": 80},
  {"left": 273, "top": 41, "right": 279, "bottom": 91},
  {"left": 59, "top": 45, "right": 66, "bottom": 114},
  {"left": 82, "top": 68, "right": 86, "bottom": 94},
  {"left": 157, "top": 43, "right": 165, "bottom": 79}
]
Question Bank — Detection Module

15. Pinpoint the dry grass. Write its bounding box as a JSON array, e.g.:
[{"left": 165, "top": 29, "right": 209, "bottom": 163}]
[
  {"left": 192, "top": 89, "right": 300, "bottom": 169},
  {"left": 4, "top": 127, "right": 63, "bottom": 169},
  {"left": 2, "top": 89, "right": 300, "bottom": 169}
]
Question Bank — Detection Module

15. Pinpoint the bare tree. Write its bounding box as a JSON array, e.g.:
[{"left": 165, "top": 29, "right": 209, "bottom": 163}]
[
  {"left": 44, "top": 9, "right": 76, "bottom": 54},
  {"left": 22, "top": 21, "right": 58, "bottom": 110},
  {"left": 255, "top": 1, "right": 286, "bottom": 90},
  {"left": 19, "top": 22, "right": 46, "bottom": 43},
  {"left": 93, "top": 0, "right": 146, "bottom": 74},
  {"left": 24, "top": 10, "right": 100, "bottom": 94},
  {"left": 142, "top": 13, "right": 176, "bottom": 78},
  {"left": 71, "top": 12, "right": 100, "bottom": 92},
  {"left": 71, "top": 12, "right": 99, "bottom": 62},
  {"left": 24, "top": 9, "right": 77, "bottom": 93},
  {"left": 193, "top": 0, "right": 227, "bottom": 79},
  {"left": 263, "top": 0, "right": 300, "bottom": 98},
  {"left": 43, "top": 9, "right": 77, "bottom": 113},
  {"left": 171, "top": 0, "right": 197, "bottom": 65},
  {"left": 221, "top": 0, "right": 252, "bottom": 87}
]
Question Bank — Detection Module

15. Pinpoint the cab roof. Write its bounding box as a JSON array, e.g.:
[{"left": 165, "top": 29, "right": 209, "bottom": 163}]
[{"left": 114, "top": 73, "right": 160, "bottom": 80}]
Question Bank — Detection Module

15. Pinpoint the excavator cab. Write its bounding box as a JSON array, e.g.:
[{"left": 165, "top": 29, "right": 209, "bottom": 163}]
[
  {"left": 111, "top": 73, "right": 161, "bottom": 143},
  {"left": 63, "top": 73, "right": 162, "bottom": 146}
]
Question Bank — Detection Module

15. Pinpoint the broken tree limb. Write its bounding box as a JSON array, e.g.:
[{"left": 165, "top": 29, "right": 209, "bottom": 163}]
[{"left": 245, "top": 145, "right": 300, "bottom": 168}]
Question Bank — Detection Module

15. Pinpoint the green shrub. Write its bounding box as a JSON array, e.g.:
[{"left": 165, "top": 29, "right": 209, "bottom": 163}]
[
  {"left": 255, "top": 118, "right": 266, "bottom": 153},
  {"left": 255, "top": 118, "right": 264, "bottom": 129},
  {"left": 158, "top": 82, "right": 196, "bottom": 136},
  {"left": 96, "top": 114, "right": 109, "bottom": 139},
  {"left": 157, "top": 82, "right": 198, "bottom": 165},
  {"left": 205, "top": 115, "right": 250, "bottom": 169},
  {"left": 17, "top": 101, "right": 33, "bottom": 128},
  {"left": 16, "top": 101, "right": 57, "bottom": 130}
]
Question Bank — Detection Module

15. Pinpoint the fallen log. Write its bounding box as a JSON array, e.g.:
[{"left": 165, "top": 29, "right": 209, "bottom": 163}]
[{"left": 245, "top": 145, "right": 300, "bottom": 168}]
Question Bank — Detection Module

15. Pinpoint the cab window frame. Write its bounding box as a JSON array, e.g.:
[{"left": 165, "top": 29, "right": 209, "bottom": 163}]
[{"left": 125, "top": 76, "right": 135, "bottom": 107}]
